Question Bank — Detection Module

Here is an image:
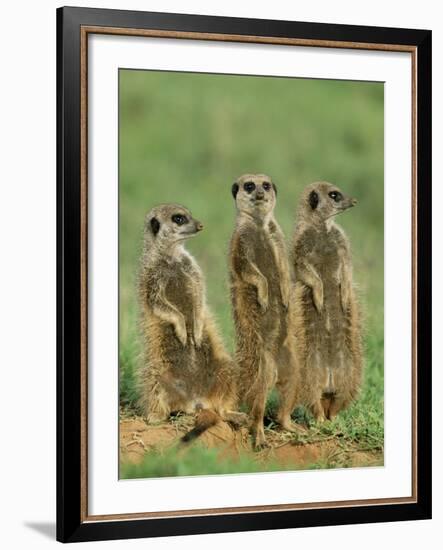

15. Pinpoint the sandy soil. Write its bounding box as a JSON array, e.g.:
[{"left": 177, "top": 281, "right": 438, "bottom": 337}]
[{"left": 120, "top": 415, "right": 383, "bottom": 471}]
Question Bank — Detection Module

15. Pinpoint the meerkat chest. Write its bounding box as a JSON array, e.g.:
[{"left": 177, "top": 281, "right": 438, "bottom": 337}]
[
  {"left": 252, "top": 229, "right": 279, "bottom": 277},
  {"left": 164, "top": 255, "right": 202, "bottom": 308},
  {"left": 311, "top": 230, "right": 342, "bottom": 276}
]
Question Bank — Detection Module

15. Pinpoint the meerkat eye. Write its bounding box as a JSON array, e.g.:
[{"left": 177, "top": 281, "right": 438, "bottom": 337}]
[
  {"left": 328, "top": 191, "right": 343, "bottom": 202},
  {"left": 171, "top": 214, "right": 188, "bottom": 225},
  {"left": 262, "top": 182, "right": 271, "bottom": 191},
  {"left": 244, "top": 182, "right": 256, "bottom": 193}
]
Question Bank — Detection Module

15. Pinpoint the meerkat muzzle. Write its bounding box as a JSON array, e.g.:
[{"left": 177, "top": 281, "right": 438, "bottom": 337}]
[
  {"left": 342, "top": 197, "right": 357, "bottom": 210},
  {"left": 196, "top": 221, "right": 204, "bottom": 231}
]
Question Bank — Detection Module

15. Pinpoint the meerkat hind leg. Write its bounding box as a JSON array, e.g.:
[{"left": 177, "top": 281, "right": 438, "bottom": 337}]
[
  {"left": 240, "top": 346, "right": 272, "bottom": 449},
  {"left": 142, "top": 383, "right": 172, "bottom": 425},
  {"left": 250, "top": 408, "right": 268, "bottom": 450},
  {"left": 276, "top": 392, "right": 305, "bottom": 433},
  {"left": 248, "top": 384, "right": 270, "bottom": 450},
  {"left": 311, "top": 400, "right": 327, "bottom": 424},
  {"left": 275, "top": 348, "right": 305, "bottom": 433}
]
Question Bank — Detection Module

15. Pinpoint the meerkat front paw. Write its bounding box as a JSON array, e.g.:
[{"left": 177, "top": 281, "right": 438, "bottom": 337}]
[
  {"left": 340, "top": 283, "right": 351, "bottom": 312},
  {"left": 193, "top": 331, "right": 203, "bottom": 348},
  {"left": 193, "top": 321, "right": 204, "bottom": 348},
  {"left": 258, "top": 296, "right": 268, "bottom": 312},
  {"left": 281, "top": 284, "right": 290, "bottom": 310},
  {"left": 313, "top": 285, "right": 324, "bottom": 313},
  {"left": 175, "top": 322, "right": 188, "bottom": 346},
  {"left": 257, "top": 287, "right": 269, "bottom": 312}
]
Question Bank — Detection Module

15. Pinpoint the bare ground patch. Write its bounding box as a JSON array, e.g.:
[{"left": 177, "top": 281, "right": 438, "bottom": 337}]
[{"left": 120, "top": 414, "right": 383, "bottom": 472}]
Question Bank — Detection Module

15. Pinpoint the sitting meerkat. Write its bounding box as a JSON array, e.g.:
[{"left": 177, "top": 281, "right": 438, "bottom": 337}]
[
  {"left": 137, "top": 203, "right": 246, "bottom": 440},
  {"left": 229, "top": 174, "right": 299, "bottom": 449},
  {"left": 290, "top": 182, "right": 363, "bottom": 422}
]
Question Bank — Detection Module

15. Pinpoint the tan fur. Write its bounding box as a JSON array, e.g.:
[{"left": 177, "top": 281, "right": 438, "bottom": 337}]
[
  {"left": 290, "top": 182, "right": 363, "bottom": 421},
  {"left": 137, "top": 204, "right": 246, "bottom": 437},
  {"left": 229, "top": 174, "right": 299, "bottom": 449}
]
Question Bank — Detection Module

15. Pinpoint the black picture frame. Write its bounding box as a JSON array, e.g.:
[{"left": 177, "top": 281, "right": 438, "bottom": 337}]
[{"left": 57, "top": 6, "right": 432, "bottom": 543}]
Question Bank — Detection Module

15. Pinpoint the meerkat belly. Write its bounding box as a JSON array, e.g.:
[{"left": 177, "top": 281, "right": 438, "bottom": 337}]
[
  {"left": 164, "top": 272, "right": 197, "bottom": 333},
  {"left": 148, "top": 268, "right": 199, "bottom": 398},
  {"left": 315, "top": 238, "right": 342, "bottom": 320},
  {"left": 253, "top": 233, "right": 283, "bottom": 339},
  {"left": 322, "top": 281, "right": 348, "bottom": 379},
  {"left": 253, "top": 233, "right": 281, "bottom": 301},
  {"left": 310, "top": 249, "right": 351, "bottom": 395},
  {"left": 162, "top": 269, "right": 214, "bottom": 400}
]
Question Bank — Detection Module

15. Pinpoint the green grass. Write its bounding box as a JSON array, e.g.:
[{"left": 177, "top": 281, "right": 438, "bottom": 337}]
[
  {"left": 120, "top": 444, "right": 306, "bottom": 479},
  {"left": 118, "top": 69, "right": 384, "bottom": 476}
]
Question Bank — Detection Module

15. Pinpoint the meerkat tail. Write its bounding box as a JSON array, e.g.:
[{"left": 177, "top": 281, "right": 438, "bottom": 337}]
[{"left": 181, "top": 409, "right": 220, "bottom": 443}]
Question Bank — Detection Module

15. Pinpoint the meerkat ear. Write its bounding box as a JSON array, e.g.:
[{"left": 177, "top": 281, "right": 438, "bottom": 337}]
[
  {"left": 309, "top": 190, "right": 319, "bottom": 210},
  {"left": 150, "top": 217, "right": 160, "bottom": 235},
  {"left": 272, "top": 183, "right": 277, "bottom": 195},
  {"left": 231, "top": 183, "right": 239, "bottom": 199}
]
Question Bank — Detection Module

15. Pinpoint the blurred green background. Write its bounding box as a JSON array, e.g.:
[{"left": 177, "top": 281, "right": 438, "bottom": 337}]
[{"left": 119, "top": 69, "right": 384, "bottom": 458}]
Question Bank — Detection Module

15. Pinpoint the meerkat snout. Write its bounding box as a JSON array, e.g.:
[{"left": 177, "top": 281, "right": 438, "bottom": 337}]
[{"left": 255, "top": 187, "right": 265, "bottom": 200}]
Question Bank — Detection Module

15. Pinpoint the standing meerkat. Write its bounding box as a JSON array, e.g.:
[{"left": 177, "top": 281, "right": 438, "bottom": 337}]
[
  {"left": 290, "top": 182, "right": 363, "bottom": 422},
  {"left": 229, "top": 174, "right": 299, "bottom": 449},
  {"left": 137, "top": 203, "right": 246, "bottom": 440}
]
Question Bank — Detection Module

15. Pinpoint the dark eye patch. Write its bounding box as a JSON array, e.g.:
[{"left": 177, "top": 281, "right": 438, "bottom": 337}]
[
  {"left": 150, "top": 217, "right": 160, "bottom": 235},
  {"left": 328, "top": 191, "right": 343, "bottom": 202},
  {"left": 309, "top": 190, "right": 319, "bottom": 210},
  {"left": 171, "top": 214, "right": 188, "bottom": 225},
  {"left": 262, "top": 182, "right": 271, "bottom": 191},
  {"left": 244, "top": 181, "right": 256, "bottom": 193}
]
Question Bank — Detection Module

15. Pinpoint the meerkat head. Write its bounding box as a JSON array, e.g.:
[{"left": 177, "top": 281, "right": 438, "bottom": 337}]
[
  {"left": 300, "top": 181, "right": 357, "bottom": 222},
  {"left": 144, "top": 203, "right": 203, "bottom": 249},
  {"left": 231, "top": 173, "right": 277, "bottom": 219}
]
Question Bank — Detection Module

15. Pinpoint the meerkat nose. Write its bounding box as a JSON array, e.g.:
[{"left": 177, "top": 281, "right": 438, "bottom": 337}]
[
  {"left": 351, "top": 198, "right": 358, "bottom": 206},
  {"left": 196, "top": 222, "right": 204, "bottom": 231}
]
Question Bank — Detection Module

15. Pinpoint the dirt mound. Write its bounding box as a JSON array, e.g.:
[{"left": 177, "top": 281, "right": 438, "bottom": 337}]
[{"left": 120, "top": 415, "right": 383, "bottom": 470}]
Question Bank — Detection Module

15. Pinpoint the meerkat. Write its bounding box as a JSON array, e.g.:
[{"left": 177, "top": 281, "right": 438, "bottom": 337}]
[
  {"left": 290, "top": 182, "right": 363, "bottom": 422},
  {"left": 229, "top": 174, "right": 299, "bottom": 449},
  {"left": 137, "top": 203, "right": 246, "bottom": 440}
]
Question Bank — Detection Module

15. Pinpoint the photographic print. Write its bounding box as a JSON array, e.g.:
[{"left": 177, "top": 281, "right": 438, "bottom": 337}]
[
  {"left": 118, "top": 69, "right": 384, "bottom": 479},
  {"left": 57, "top": 7, "right": 431, "bottom": 541}
]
